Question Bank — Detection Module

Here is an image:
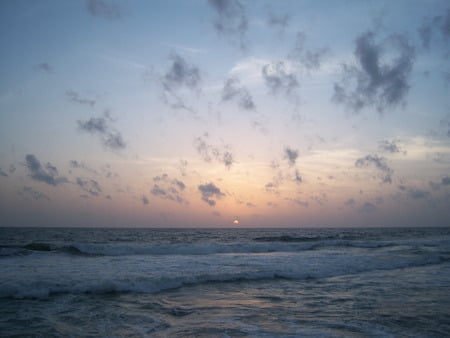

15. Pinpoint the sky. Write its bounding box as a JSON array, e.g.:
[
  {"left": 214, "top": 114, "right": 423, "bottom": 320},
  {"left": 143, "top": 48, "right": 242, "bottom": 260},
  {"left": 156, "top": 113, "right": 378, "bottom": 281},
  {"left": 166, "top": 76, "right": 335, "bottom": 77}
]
[{"left": 0, "top": 0, "right": 449, "bottom": 228}]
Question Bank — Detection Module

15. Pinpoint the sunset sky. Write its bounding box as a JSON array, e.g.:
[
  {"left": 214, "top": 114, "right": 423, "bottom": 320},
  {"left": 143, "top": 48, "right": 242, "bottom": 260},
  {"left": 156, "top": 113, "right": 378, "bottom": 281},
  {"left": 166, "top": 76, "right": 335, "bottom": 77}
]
[{"left": 1, "top": 0, "right": 449, "bottom": 227}]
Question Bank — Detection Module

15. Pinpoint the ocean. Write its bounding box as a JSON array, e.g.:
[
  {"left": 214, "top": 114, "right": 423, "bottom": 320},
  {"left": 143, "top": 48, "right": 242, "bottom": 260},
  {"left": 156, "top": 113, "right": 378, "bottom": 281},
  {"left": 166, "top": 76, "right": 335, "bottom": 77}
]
[{"left": 1, "top": 227, "right": 449, "bottom": 337}]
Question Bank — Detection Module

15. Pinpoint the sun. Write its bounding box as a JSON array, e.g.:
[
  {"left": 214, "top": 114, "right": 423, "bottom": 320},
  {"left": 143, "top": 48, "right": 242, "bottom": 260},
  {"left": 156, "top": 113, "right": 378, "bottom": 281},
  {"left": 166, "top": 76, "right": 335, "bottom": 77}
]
[{"left": 233, "top": 217, "right": 239, "bottom": 225}]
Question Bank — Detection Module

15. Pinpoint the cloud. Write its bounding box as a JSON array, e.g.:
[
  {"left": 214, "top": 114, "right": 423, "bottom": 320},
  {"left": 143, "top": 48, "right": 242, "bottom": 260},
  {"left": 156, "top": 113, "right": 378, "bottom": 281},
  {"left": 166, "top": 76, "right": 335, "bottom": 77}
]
[
  {"left": 194, "top": 134, "right": 234, "bottom": 169},
  {"left": 288, "top": 31, "right": 329, "bottom": 71},
  {"left": 163, "top": 53, "right": 201, "bottom": 89},
  {"left": 430, "top": 176, "right": 450, "bottom": 190},
  {"left": 419, "top": 8, "right": 450, "bottom": 48},
  {"left": 76, "top": 177, "right": 102, "bottom": 196},
  {"left": 267, "top": 10, "right": 290, "bottom": 34},
  {"left": 159, "top": 53, "right": 201, "bottom": 115},
  {"left": 142, "top": 195, "right": 149, "bottom": 205},
  {"left": 24, "top": 154, "right": 68, "bottom": 186},
  {"left": 355, "top": 154, "right": 393, "bottom": 184},
  {"left": 151, "top": 174, "right": 187, "bottom": 204},
  {"left": 442, "top": 176, "right": 450, "bottom": 186},
  {"left": 66, "top": 90, "right": 96, "bottom": 106},
  {"left": 378, "top": 139, "right": 406, "bottom": 154},
  {"left": 333, "top": 30, "right": 415, "bottom": 113},
  {"left": 284, "top": 147, "right": 298, "bottom": 166},
  {"left": 262, "top": 61, "right": 299, "bottom": 96},
  {"left": 344, "top": 198, "right": 356, "bottom": 208},
  {"left": 398, "top": 185, "right": 432, "bottom": 202},
  {"left": 77, "top": 114, "right": 126, "bottom": 151},
  {"left": 198, "top": 182, "right": 225, "bottom": 206},
  {"left": 0, "top": 168, "right": 8, "bottom": 177},
  {"left": 34, "top": 62, "right": 53, "bottom": 74},
  {"left": 208, "top": 0, "right": 249, "bottom": 50},
  {"left": 69, "top": 160, "right": 98, "bottom": 175},
  {"left": 19, "top": 186, "right": 50, "bottom": 201},
  {"left": 294, "top": 169, "right": 302, "bottom": 184},
  {"left": 222, "top": 77, "right": 256, "bottom": 111},
  {"left": 86, "top": 0, "right": 122, "bottom": 20}
]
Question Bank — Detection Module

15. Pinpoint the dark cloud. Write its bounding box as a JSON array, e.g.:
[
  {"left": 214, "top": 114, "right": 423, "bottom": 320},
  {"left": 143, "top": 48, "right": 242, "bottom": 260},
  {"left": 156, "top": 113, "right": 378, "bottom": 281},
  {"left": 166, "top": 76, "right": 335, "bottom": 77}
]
[
  {"left": 76, "top": 177, "right": 102, "bottom": 196},
  {"left": 151, "top": 174, "right": 187, "bottom": 204},
  {"left": 262, "top": 61, "right": 299, "bottom": 96},
  {"left": 288, "top": 31, "right": 329, "bottom": 71},
  {"left": 378, "top": 139, "right": 405, "bottom": 154},
  {"left": 355, "top": 154, "right": 393, "bottom": 184},
  {"left": 19, "top": 186, "right": 50, "bottom": 201},
  {"left": 77, "top": 114, "right": 126, "bottom": 151},
  {"left": 284, "top": 147, "right": 298, "bottom": 166},
  {"left": 24, "top": 154, "right": 68, "bottom": 186},
  {"left": 222, "top": 77, "right": 256, "bottom": 111},
  {"left": 86, "top": 0, "right": 122, "bottom": 20},
  {"left": 208, "top": 0, "right": 248, "bottom": 50},
  {"left": 194, "top": 134, "right": 234, "bottom": 169},
  {"left": 142, "top": 195, "right": 149, "bottom": 205},
  {"left": 66, "top": 90, "right": 96, "bottom": 107},
  {"left": 198, "top": 182, "right": 225, "bottom": 206},
  {"left": 34, "top": 62, "right": 53, "bottom": 74},
  {"left": 333, "top": 30, "right": 415, "bottom": 113}
]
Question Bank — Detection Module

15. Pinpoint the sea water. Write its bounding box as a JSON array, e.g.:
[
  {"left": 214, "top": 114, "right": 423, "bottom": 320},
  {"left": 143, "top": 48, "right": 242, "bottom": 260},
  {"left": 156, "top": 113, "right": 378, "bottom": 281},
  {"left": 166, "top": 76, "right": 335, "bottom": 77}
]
[{"left": 1, "top": 227, "right": 449, "bottom": 337}]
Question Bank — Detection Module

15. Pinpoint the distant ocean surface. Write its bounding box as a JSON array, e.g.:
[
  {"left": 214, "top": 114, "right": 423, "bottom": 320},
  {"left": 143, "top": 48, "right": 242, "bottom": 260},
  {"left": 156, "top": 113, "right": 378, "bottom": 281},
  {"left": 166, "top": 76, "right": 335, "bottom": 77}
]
[{"left": 1, "top": 227, "right": 450, "bottom": 337}]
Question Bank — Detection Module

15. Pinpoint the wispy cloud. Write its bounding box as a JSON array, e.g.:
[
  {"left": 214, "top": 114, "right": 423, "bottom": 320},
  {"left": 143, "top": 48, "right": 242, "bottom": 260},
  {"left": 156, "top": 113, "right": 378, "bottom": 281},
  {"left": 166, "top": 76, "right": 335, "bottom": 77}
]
[
  {"left": 151, "top": 174, "right": 187, "bottom": 204},
  {"left": 159, "top": 52, "right": 202, "bottom": 115},
  {"left": 262, "top": 61, "right": 299, "bottom": 96},
  {"left": 221, "top": 76, "right": 256, "bottom": 111},
  {"left": 77, "top": 113, "right": 126, "bottom": 151},
  {"left": 288, "top": 32, "right": 330, "bottom": 71},
  {"left": 378, "top": 139, "right": 406, "bottom": 154},
  {"left": 86, "top": 0, "right": 122, "bottom": 20},
  {"left": 19, "top": 186, "right": 50, "bottom": 201},
  {"left": 194, "top": 133, "right": 234, "bottom": 169},
  {"left": 208, "top": 0, "right": 249, "bottom": 51},
  {"left": 66, "top": 90, "right": 96, "bottom": 107},
  {"left": 24, "top": 154, "right": 68, "bottom": 186},
  {"left": 33, "top": 62, "right": 53, "bottom": 74},
  {"left": 355, "top": 154, "right": 393, "bottom": 184},
  {"left": 76, "top": 177, "right": 102, "bottom": 196}
]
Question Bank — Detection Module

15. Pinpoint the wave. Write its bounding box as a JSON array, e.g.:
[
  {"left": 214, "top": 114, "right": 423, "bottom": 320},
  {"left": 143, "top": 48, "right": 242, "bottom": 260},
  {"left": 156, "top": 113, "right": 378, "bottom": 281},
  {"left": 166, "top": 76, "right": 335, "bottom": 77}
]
[
  {"left": 1, "top": 250, "right": 449, "bottom": 300},
  {"left": 2, "top": 237, "right": 448, "bottom": 258}
]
